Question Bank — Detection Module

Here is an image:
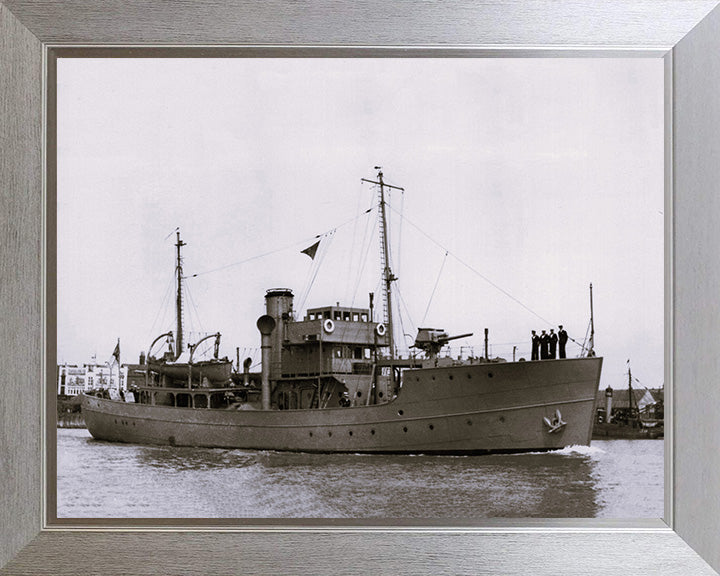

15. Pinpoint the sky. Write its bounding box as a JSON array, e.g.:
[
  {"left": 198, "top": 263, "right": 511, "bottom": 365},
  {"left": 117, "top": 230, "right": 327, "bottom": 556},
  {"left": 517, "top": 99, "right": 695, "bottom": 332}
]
[{"left": 56, "top": 57, "right": 664, "bottom": 391}]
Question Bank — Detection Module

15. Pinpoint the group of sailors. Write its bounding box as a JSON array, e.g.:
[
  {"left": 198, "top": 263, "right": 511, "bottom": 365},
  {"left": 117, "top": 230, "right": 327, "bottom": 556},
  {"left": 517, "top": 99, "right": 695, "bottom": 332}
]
[{"left": 531, "top": 326, "right": 568, "bottom": 360}]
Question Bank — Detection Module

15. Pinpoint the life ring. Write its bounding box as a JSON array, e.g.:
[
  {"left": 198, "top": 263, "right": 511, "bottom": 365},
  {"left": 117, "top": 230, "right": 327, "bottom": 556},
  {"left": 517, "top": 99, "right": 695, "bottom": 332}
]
[
  {"left": 323, "top": 318, "right": 335, "bottom": 333},
  {"left": 376, "top": 323, "right": 386, "bottom": 336}
]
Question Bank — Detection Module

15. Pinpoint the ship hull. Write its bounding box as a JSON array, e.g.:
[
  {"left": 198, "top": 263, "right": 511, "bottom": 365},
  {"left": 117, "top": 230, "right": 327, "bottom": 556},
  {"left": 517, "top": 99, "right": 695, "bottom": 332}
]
[{"left": 82, "top": 357, "right": 602, "bottom": 453}]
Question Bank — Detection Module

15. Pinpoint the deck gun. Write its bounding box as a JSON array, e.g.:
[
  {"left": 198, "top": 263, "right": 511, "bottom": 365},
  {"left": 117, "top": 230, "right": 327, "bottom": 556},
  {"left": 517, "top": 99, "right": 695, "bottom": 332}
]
[{"left": 412, "top": 328, "right": 473, "bottom": 359}]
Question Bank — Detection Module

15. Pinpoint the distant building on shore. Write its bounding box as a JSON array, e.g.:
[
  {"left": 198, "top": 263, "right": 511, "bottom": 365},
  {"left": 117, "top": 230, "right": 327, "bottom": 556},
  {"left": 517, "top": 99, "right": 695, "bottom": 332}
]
[{"left": 57, "top": 360, "right": 128, "bottom": 396}]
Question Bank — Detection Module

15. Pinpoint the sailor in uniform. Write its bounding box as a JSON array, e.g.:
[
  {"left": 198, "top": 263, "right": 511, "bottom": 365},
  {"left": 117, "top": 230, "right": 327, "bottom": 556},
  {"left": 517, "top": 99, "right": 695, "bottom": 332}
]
[
  {"left": 558, "top": 325, "right": 568, "bottom": 358},
  {"left": 531, "top": 330, "right": 540, "bottom": 360},
  {"left": 549, "top": 328, "right": 558, "bottom": 359},
  {"left": 540, "top": 330, "right": 550, "bottom": 359}
]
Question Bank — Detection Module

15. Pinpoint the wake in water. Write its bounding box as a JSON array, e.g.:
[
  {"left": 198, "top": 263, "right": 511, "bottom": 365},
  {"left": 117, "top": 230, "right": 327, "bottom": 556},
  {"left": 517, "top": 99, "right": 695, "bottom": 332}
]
[
  {"left": 513, "top": 444, "right": 607, "bottom": 457},
  {"left": 552, "top": 444, "right": 606, "bottom": 457}
]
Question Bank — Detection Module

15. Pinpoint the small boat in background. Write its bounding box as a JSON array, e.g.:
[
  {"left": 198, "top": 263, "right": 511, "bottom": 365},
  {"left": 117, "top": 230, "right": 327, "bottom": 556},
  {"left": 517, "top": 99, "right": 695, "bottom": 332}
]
[{"left": 592, "top": 362, "right": 663, "bottom": 439}]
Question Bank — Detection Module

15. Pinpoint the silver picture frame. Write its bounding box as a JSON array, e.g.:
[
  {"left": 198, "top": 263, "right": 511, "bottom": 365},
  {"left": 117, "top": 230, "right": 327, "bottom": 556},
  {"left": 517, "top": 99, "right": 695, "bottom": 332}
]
[{"left": 2, "top": 1, "right": 720, "bottom": 574}]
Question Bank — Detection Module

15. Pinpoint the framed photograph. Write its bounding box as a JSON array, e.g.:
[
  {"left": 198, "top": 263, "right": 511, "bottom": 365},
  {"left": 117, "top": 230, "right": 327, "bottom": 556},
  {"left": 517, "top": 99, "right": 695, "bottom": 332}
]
[
  {"left": 2, "top": 1, "right": 720, "bottom": 574},
  {"left": 52, "top": 54, "right": 667, "bottom": 524}
]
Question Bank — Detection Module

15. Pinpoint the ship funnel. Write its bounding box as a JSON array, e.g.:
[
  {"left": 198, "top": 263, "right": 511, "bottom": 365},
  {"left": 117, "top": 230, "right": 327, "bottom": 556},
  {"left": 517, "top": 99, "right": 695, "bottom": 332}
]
[
  {"left": 264, "top": 289, "right": 294, "bottom": 382},
  {"left": 257, "top": 315, "right": 276, "bottom": 410}
]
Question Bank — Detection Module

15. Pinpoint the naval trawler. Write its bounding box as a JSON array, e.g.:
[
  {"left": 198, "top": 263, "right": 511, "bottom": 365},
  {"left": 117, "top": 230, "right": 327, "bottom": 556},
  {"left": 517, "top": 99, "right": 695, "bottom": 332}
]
[{"left": 82, "top": 169, "right": 602, "bottom": 453}]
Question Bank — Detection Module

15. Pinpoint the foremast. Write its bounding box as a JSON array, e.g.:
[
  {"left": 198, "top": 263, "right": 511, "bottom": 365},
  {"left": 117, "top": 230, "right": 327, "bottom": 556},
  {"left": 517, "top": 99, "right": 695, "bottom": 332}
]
[
  {"left": 175, "top": 230, "right": 186, "bottom": 360},
  {"left": 361, "top": 167, "right": 404, "bottom": 359}
]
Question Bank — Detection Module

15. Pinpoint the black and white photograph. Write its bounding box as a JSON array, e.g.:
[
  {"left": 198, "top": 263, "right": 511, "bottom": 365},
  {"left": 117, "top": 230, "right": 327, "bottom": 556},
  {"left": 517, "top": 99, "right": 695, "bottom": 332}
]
[{"left": 56, "top": 57, "right": 664, "bottom": 520}]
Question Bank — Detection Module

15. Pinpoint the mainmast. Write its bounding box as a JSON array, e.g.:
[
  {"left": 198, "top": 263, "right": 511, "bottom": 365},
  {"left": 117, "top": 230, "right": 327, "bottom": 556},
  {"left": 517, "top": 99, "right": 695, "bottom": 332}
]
[
  {"left": 175, "top": 230, "right": 186, "bottom": 360},
  {"left": 361, "top": 167, "right": 404, "bottom": 358}
]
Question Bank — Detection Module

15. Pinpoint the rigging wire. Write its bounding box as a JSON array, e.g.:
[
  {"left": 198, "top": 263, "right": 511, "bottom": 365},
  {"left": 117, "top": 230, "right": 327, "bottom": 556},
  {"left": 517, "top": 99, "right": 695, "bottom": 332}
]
[
  {"left": 392, "top": 287, "right": 409, "bottom": 357},
  {"left": 297, "top": 229, "right": 336, "bottom": 314},
  {"left": 350, "top": 218, "right": 379, "bottom": 308},
  {"left": 358, "top": 180, "right": 379, "bottom": 315},
  {"left": 164, "top": 227, "right": 179, "bottom": 241},
  {"left": 397, "top": 188, "right": 405, "bottom": 277},
  {"left": 182, "top": 276, "right": 205, "bottom": 341},
  {"left": 385, "top": 201, "right": 555, "bottom": 328},
  {"left": 296, "top": 259, "right": 317, "bottom": 316},
  {"left": 344, "top": 182, "right": 374, "bottom": 304},
  {"left": 421, "top": 251, "right": 448, "bottom": 326},
  {"left": 393, "top": 284, "right": 417, "bottom": 356},
  {"left": 580, "top": 318, "right": 592, "bottom": 356},
  {"left": 146, "top": 273, "right": 176, "bottom": 349},
  {"left": 190, "top": 239, "right": 313, "bottom": 278},
  {"left": 351, "top": 193, "right": 379, "bottom": 307},
  {"left": 189, "top": 209, "right": 373, "bottom": 279}
]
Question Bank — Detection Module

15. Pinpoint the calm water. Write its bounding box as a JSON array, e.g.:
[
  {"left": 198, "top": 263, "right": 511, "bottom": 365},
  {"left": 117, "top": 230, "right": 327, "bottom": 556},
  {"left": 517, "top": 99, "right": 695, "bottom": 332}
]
[{"left": 56, "top": 428, "right": 663, "bottom": 519}]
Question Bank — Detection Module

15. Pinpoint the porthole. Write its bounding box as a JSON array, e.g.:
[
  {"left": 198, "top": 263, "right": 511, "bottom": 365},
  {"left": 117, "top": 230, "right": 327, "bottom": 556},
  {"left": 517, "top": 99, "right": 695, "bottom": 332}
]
[
  {"left": 431, "top": 376, "right": 436, "bottom": 381},
  {"left": 309, "top": 431, "right": 313, "bottom": 437},
  {"left": 356, "top": 390, "right": 362, "bottom": 397},
  {"left": 328, "top": 431, "right": 332, "bottom": 437},
  {"left": 398, "top": 410, "right": 404, "bottom": 416},
  {"left": 378, "top": 392, "right": 384, "bottom": 398},
  {"left": 499, "top": 416, "right": 505, "bottom": 423},
  {"left": 403, "top": 427, "right": 408, "bottom": 433},
  {"left": 349, "top": 430, "right": 353, "bottom": 436},
  {"left": 429, "top": 424, "right": 434, "bottom": 430},
  {"left": 467, "top": 419, "right": 473, "bottom": 426},
  {"left": 449, "top": 375, "right": 454, "bottom": 380},
  {"left": 467, "top": 373, "right": 472, "bottom": 379},
  {"left": 371, "top": 429, "right": 376, "bottom": 435},
  {"left": 488, "top": 372, "right": 494, "bottom": 378}
]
